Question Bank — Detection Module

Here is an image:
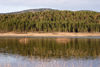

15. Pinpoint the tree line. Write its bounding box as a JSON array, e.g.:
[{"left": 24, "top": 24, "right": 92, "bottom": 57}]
[{"left": 0, "top": 10, "right": 100, "bottom": 33}]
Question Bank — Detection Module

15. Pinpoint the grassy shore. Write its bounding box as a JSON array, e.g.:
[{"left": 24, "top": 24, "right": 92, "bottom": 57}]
[{"left": 0, "top": 32, "right": 100, "bottom": 36}]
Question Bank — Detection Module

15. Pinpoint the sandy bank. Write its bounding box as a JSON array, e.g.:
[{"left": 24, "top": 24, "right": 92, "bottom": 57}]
[{"left": 0, "top": 32, "right": 100, "bottom": 37}]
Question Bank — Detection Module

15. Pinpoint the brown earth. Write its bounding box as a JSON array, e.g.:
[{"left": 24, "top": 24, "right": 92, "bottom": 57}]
[{"left": 0, "top": 32, "right": 100, "bottom": 36}]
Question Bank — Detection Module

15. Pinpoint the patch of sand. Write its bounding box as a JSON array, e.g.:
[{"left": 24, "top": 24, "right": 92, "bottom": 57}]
[{"left": 0, "top": 32, "right": 100, "bottom": 36}]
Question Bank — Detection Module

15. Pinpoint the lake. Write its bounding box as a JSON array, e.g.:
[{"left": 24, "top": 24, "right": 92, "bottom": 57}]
[{"left": 0, "top": 37, "right": 100, "bottom": 67}]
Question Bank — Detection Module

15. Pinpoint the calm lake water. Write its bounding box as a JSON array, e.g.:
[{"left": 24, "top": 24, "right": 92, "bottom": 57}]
[{"left": 0, "top": 37, "right": 100, "bottom": 67}]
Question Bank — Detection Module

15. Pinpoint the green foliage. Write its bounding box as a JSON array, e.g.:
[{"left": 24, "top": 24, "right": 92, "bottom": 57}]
[{"left": 0, "top": 11, "right": 100, "bottom": 33}]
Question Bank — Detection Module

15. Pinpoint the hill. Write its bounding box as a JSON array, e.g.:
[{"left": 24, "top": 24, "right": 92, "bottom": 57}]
[
  {"left": 0, "top": 10, "right": 100, "bottom": 33},
  {"left": 0, "top": 8, "right": 56, "bottom": 14}
]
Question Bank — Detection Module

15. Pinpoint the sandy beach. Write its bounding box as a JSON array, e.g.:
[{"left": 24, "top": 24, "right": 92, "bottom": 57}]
[{"left": 0, "top": 32, "right": 100, "bottom": 37}]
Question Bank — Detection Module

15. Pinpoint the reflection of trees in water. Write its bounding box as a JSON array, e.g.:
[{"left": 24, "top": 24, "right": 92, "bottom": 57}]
[
  {"left": 19, "top": 38, "right": 29, "bottom": 44},
  {"left": 56, "top": 38, "right": 70, "bottom": 44},
  {"left": 0, "top": 38, "right": 100, "bottom": 60}
]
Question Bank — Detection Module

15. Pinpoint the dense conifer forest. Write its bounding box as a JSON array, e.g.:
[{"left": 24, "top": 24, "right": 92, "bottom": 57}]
[{"left": 0, "top": 10, "right": 100, "bottom": 33}]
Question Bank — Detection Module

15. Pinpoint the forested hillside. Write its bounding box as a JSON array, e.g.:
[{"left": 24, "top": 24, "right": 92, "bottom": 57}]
[{"left": 0, "top": 10, "right": 100, "bottom": 33}]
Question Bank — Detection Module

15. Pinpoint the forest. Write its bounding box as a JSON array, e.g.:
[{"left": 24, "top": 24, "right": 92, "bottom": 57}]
[{"left": 0, "top": 10, "right": 100, "bottom": 33}]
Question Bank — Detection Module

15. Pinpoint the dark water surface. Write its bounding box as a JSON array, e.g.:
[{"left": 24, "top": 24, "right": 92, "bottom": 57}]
[{"left": 0, "top": 37, "right": 100, "bottom": 67}]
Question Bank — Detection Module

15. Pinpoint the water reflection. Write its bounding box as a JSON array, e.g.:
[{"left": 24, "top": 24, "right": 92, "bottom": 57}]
[
  {"left": 0, "top": 38, "right": 100, "bottom": 67},
  {"left": 19, "top": 38, "right": 29, "bottom": 44},
  {"left": 56, "top": 38, "right": 70, "bottom": 44},
  {"left": 0, "top": 38, "right": 100, "bottom": 59}
]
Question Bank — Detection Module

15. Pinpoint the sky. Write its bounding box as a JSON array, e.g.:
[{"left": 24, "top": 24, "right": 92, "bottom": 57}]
[{"left": 0, "top": 0, "right": 100, "bottom": 13}]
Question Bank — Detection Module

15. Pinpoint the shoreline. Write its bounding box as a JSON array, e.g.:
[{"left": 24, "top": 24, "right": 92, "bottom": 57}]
[{"left": 0, "top": 32, "right": 100, "bottom": 37}]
